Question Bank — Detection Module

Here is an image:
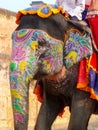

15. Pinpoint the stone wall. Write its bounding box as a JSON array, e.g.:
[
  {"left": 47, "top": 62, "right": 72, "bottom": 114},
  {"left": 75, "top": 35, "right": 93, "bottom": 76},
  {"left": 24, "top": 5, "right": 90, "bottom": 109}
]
[
  {"left": 0, "top": 8, "right": 16, "bottom": 129},
  {"left": 0, "top": 8, "right": 41, "bottom": 130}
]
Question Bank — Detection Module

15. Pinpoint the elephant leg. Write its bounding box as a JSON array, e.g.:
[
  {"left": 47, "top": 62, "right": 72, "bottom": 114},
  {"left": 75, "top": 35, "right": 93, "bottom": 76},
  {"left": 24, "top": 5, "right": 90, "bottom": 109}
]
[
  {"left": 10, "top": 71, "right": 31, "bottom": 130},
  {"left": 34, "top": 89, "right": 64, "bottom": 130},
  {"left": 68, "top": 90, "right": 96, "bottom": 130}
]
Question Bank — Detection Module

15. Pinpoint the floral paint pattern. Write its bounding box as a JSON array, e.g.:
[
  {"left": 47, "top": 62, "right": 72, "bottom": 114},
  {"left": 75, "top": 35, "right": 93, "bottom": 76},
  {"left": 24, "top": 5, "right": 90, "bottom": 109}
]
[
  {"left": 10, "top": 29, "right": 64, "bottom": 124},
  {"left": 64, "top": 29, "right": 93, "bottom": 68}
]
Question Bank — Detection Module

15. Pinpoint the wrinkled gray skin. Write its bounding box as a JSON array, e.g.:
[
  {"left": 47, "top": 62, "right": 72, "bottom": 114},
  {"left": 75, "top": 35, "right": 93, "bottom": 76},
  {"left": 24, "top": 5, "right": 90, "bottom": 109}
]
[
  {"left": 11, "top": 12, "right": 98, "bottom": 130},
  {"left": 35, "top": 64, "right": 98, "bottom": 130}
]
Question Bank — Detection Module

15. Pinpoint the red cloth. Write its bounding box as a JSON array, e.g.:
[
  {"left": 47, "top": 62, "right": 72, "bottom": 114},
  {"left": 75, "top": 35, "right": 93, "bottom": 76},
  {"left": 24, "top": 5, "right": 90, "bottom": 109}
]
[
  {"left": 88, "top": 16, "right": 98, "bottom": 49},
  {"left": 90, "top": 52, "right": 98, "bottom": 71},
  {"left": 77, "top": 58, "right": 90, "bottom": 92},
  {"left": 77, "top": 52, "right": 98, "bottom": 100},
  {"left": 85, "top": 4, "right": 89, "bottom": 8}
]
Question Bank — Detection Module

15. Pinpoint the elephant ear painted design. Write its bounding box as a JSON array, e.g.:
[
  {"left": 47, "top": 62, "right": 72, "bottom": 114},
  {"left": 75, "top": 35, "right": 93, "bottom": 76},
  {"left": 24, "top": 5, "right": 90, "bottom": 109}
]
[{"left": 64, "top": 29, "right": 93, "bottom": 68}]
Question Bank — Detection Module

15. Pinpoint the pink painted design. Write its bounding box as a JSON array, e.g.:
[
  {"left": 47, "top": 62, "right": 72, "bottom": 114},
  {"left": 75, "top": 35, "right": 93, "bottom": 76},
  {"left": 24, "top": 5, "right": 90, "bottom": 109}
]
[
  {"left": 12, "top": 45, "right": 26, "bottom": 62},
  {"left": 14, "top": 113, "right": 23, "bottom": 123}
]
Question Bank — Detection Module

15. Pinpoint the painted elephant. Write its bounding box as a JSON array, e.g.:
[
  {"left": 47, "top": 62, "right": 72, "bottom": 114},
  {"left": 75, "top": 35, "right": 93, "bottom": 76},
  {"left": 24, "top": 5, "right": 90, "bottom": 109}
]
[{"left": 9, "top": 3, "right": 95, "bottom": 130}]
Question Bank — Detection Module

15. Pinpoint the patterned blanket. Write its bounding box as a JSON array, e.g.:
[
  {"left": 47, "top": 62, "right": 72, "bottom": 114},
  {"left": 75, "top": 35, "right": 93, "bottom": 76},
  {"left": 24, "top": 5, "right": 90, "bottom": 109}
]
[{"left": 16, "top": 4, "right": 69, "bottom": 24}]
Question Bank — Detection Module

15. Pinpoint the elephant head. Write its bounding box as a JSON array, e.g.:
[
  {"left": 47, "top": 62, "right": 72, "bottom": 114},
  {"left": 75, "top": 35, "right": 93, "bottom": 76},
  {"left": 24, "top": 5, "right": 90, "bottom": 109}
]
[{"left": 9, "top": 3, "right": 93, "bottom": 130}]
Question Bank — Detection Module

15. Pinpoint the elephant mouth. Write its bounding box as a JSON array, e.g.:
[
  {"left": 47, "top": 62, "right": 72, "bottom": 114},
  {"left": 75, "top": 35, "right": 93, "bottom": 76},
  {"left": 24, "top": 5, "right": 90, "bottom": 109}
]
[{"left": 45, "top": 66, "right": 67, "bottom": 82}]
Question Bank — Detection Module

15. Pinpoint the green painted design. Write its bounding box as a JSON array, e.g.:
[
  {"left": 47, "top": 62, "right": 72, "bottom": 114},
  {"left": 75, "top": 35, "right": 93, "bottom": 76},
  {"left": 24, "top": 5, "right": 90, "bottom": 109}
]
[
  {"left": 28, "top": 62, "right": 33, "bottom": 68},
  {"left": 81, "top": 40, "right": 88, "bottom": 46},
  {"left": 29, "top": 57, "right": 36, "bottom": 62},
  {"left": 20, "top": 76, "right": 24, "bottom": 82},
  {"left": 13, "top": 103, "right": 23, "bottom": 113},
  {"left": 26, "top": 41, "right": 31, "bottom": 46},
  {"left": 10, "top": 62, "right": 17, "bottom": 72}
]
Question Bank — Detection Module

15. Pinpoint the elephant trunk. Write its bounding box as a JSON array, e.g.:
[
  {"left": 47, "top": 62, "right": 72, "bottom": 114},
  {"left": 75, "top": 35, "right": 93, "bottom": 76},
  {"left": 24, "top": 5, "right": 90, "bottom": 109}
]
[
  {"left": 9, "top": 28, "right": 64, "bottom": 129},
  {"left": 9, "top": 29, "right": 41, "bottom": 129}
]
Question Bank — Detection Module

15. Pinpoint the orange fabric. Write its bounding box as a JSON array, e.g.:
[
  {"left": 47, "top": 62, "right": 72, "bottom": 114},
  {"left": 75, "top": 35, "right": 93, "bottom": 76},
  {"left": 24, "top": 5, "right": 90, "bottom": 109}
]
[
  {"left": 90, "top": 88, "right": 98, "bottom": 100},
  {"left": 33, "top": 84, "right": 43, "bottom": 103}
]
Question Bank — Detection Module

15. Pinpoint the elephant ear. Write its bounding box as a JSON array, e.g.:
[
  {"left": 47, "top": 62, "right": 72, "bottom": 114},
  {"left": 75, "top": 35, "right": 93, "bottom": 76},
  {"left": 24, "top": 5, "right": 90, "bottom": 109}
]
[{"left": 63, "top": 28, "right": 93, "bottom": 68}]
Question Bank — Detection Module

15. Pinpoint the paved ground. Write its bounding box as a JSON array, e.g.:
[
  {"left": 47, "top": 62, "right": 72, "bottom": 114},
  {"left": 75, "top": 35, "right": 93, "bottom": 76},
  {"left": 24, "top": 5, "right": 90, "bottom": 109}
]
[
  {"left": 0, "top": 108, "right": 98, "bottom": 130},
  {"left": 52, "top": 115, "right": 98, "bottom": 130}
]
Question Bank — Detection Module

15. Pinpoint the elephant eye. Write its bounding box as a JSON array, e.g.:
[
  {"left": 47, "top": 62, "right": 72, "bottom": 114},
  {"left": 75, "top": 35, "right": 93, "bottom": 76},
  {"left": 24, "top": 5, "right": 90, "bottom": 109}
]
[
  {"left": 31, "top": 36, "right": 36, "bottom": 41},
  {"left": 38, "top": 38, "right": 48, "bottom": 47}
]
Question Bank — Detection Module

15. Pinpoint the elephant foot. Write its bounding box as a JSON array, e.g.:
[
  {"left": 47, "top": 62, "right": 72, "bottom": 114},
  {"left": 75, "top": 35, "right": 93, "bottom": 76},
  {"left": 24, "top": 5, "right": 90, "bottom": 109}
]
[{"left": 14, "top": 115, "right": 28, "bottom": 130}]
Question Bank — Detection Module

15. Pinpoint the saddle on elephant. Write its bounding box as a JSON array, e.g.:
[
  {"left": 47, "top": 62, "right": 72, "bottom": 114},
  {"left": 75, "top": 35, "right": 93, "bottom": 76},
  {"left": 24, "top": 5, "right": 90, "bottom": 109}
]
[
  {"left": 77, "top": 0, "right": 98, "bottom": 101},
  {"left": 16, "top": 3, "right": 70, "bottom": 25}
]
